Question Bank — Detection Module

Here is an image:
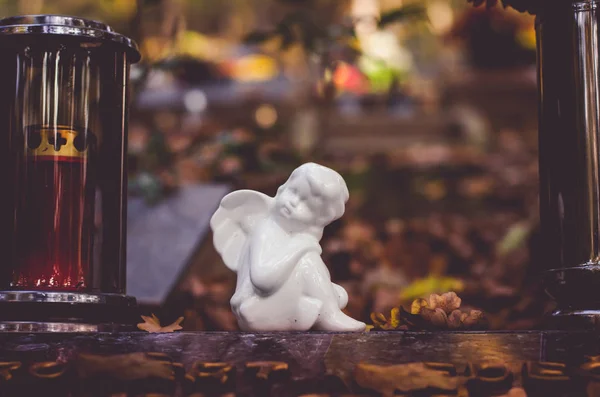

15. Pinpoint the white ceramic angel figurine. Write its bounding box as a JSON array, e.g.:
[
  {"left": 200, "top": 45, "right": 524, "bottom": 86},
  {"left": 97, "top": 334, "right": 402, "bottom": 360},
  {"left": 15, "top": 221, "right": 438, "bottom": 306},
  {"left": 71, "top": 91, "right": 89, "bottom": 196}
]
[{"left": 210, "top": 162, "right": 366, "bottom": 332}]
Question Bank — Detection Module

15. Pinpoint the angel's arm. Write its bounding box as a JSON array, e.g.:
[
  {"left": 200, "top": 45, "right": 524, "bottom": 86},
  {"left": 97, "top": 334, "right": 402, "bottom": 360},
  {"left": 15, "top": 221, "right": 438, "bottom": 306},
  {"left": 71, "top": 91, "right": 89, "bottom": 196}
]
[
  {"left": 296, "top": 252, "right": 348, "bottom": 310},
  {"left": 250, "top": 235, "right": 315, "bottom": 294}
]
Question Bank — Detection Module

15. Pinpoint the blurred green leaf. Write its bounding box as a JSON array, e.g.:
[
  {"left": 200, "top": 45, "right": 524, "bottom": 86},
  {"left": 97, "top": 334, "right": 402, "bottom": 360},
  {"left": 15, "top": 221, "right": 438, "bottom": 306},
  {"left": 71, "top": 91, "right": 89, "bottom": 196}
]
[
  {"left": 399, "top": 276, "right": 465, "bottom": 302},
  {"left": 497, "top": 222, "right": 532, "bottom": 257}
]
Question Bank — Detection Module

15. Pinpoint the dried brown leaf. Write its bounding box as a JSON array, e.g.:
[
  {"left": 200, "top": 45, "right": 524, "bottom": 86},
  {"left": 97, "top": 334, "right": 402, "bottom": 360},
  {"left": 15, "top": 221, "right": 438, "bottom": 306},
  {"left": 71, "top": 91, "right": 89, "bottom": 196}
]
[
  {"left": 463, "top": 310, "right": 485, "bottom": 328},
  {"left": 76, "top": 353, "right": 174, "bottom": 381},
  {"left": 419, "top": 308, "right": 435, "bottom": 322},
  {"left": 190, "top": 362, "right": 233, "bottom": 384},
  {"left": 405, "top": 292, "right": 486, "bottom": 330},
  {"left": 137, "top": 314, "right": 184, "bottom": 333},
  {"left": 420, "top": 308, "right": 448, "bottom": 327},
  {"left": 428, "top": 294, "right": 442, "bottom": 310},
  {"left": 429, "top": 292, "right": 461, "bottom": 314},
  {"left": 160, "top": 317, "right": 184, "bottom": 332},
  {"left": 431, "top": 308, "right": 449, "bottom": 327},
  {"left": 246, "top": 361, "right": 289, "bottom": 380},
  {"left": 444, "top": 292, "right": 462, "bottom": 312},
  {"left": 447, "top": 310, "right": 463, "bottom": 329},
  {"left": 499, "top": 387, "right": 527, "bottom": 397},
  {"left": 354, "top": 362, "right": 458, "bottom": 395},
  {"left": 0, "top": 362, "right": 21, "bottom": 381}
]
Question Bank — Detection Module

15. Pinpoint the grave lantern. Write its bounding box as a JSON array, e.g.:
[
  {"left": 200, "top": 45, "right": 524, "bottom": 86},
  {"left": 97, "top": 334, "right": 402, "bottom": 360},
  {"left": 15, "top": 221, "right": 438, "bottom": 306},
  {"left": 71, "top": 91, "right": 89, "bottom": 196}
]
[{"left": 0, "top": 15, "right": 140, "bottom": 331}]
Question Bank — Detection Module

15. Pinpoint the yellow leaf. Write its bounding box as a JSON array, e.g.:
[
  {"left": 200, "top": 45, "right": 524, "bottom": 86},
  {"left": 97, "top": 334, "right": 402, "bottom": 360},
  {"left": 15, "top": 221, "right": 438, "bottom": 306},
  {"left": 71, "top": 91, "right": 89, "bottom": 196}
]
[
  {"left": 323, "top": 67, "right": 333, "bottom": 83},
  {"left": 161, "top": 317, "right": 184, "bottom": 333},
  {"left": 370, "top": 312, "right": 386, "bottom": 326},
  {"left": 230, "top": 55, "right": 279, "bottom": 82},
  {"left": 137, "top": 314, "right": 184, "bottom": 333},
  {"left": 137, "top": 315, "right": 160, "bottom": 332},
  {"left": 516, "top": 27, "right": 536, "bottom": 51},
  {"left": 399, "top": 276, "right": 465, "bottom": 302},
  {"left": 411, "top": 298, "right": 429, "bottom": 314},
  {"left": 390, "top": 307, "right": 400, "bottom": 328}
]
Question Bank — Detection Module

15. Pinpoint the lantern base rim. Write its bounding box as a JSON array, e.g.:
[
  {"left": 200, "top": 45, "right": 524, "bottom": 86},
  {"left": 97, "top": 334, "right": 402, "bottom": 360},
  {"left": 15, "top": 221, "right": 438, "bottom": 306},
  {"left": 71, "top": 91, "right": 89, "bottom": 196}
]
[
  {"left": 544, "top": 308, "right": 600, "bottom": 331},
  {"left": 0, "top": 290, "right": 136, "bottom": 305},
  {"left": 544, "top": 265, "right": 600, "bottom": 307},
  {"left": 0, "top": 321, "right": 136, "bottom": 332},
  {"left": 0, "top": 290, "right": 139, "bottom": 331}
]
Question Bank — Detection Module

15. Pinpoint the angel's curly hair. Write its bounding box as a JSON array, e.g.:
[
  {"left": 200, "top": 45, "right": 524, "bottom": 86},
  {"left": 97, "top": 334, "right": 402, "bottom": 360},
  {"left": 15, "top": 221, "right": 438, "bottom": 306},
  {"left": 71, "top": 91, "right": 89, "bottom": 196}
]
[{"left": 277, "top": 162, "right": 349, "bottom": 226}]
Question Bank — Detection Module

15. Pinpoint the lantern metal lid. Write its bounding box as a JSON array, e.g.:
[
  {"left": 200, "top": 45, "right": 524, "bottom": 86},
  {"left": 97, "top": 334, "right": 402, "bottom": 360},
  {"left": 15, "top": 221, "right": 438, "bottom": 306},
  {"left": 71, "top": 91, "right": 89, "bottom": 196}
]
[{"left": 0, "top": 15, "right": 141, "bottom": 62}]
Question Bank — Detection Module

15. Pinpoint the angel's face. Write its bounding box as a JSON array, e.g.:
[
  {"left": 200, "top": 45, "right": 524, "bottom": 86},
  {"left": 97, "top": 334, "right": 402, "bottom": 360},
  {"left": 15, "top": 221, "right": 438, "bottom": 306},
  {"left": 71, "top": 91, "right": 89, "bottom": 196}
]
[{"left": 275, "top": 177, "right": 323, "bottom": 228}]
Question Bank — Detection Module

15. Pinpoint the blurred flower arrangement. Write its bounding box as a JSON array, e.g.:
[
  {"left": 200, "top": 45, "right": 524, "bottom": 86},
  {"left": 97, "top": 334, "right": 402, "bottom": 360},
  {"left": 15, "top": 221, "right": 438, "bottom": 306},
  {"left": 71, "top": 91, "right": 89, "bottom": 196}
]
[
  {"left": 243, "top": 2, "right": 426, "bottom": 99},
  {"left": 126, "top": 0, "right": 431, "bottom": 205}
]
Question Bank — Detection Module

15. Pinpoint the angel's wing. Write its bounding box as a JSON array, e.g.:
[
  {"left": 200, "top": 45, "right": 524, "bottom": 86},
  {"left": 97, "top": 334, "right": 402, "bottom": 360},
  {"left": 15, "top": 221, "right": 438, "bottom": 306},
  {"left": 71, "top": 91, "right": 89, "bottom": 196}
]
[{"left": 210, "top": 190, "right": 272, "bottom": 272}]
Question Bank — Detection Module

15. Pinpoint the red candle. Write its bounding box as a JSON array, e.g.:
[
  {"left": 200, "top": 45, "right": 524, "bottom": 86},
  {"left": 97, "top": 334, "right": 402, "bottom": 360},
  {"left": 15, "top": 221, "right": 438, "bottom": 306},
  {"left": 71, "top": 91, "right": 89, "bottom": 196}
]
[{"left": 12, "top": 125, "right": 96, "bottom": 290}]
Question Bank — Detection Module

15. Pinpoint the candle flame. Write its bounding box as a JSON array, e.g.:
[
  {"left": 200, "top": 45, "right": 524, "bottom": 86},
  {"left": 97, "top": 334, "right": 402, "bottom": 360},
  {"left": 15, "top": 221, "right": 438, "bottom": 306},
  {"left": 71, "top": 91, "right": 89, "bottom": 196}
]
[{"left": 22, "top": 265, "right": 86, "bottom": 290}]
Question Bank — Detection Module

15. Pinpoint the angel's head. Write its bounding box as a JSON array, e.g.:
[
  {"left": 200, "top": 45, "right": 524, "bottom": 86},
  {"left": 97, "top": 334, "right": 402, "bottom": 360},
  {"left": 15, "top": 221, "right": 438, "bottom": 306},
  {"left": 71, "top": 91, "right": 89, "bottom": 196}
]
[{"left": 274, "top": 163, "right": 349, "bottom": 236}]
